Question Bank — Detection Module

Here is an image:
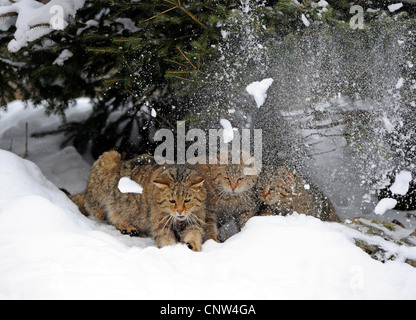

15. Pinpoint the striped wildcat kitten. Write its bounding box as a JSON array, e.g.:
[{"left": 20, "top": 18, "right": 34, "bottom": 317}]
[
  {"left": 195, "top": 152, "right": 259, "bottom": 241},
  {"left": 73, "top": 151, "right": 207, "bottom": 251},
  {"left": 257, "top": 167, "right": 340, "bottom": 222}
]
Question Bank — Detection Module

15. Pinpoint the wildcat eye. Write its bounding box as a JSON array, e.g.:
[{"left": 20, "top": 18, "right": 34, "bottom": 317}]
[
  {"left": 184, "top": 199, "right": 191, "bottom": 203},
  {"left": 225, "top": 177, "right": 231, "bottom": 180},
  {"left": 269, "top": 187, "right": 276, "bottom": 191},
  {"left": 169, "top": 200, "right": 176, "bottom": 204}
]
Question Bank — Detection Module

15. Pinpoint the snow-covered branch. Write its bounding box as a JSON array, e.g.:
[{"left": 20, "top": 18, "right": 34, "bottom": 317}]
[{"left": 0, "top": 0, "right": 85, "bottom": 52}]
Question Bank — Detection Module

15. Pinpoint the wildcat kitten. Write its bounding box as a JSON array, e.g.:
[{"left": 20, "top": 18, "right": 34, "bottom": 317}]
[
  {"left": 195, "top": 152, "right": 259, "bottom": 240},
  {"left": 77, "top": 151, "right": 207, "bottom": 251},
  {"left": 257, "top": 167, "right": 340, "bottom": 222}
]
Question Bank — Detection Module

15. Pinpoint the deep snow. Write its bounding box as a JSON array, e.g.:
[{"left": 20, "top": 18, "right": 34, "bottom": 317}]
[{"left": 1, "top": 100, "right": 416, "bottom": 299}]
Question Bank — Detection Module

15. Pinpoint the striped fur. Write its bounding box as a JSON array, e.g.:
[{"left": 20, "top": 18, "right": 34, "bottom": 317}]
[
  {"left": 257, "top": 167, "right": 340, "bottom": 222},
  {"left": 71, "top": 151, "right": 208, "bottom": 251},
  {"left": 196, "top": 152, "right": 259, "bottom": 241}
]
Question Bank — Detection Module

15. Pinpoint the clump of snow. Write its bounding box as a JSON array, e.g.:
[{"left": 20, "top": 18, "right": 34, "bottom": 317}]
[
  {"left": 118, "top": 177, "right": 143, "bottom": 194},
  {"left": 246, "top": 78, "right": 274, "bottom": 108},
  {"left": 375, "top": 198, "right": 398, "bottom": 215},
  {"left": 383, "top": 114, "right": 395, "bottom": 133},
  {"left": 221, "top": 29, "right": 229, "bottom": 39},
  {"left": 301, "top": 13, "right": 310, "bottom": 27},
  {"left": 114, "top": 17, "right": 140, "bottom": 33},
  {"left": 0, "top": 0, "right": 86, "bottom": 52},
  {"left": 52, "top": 49, "right": 73, "bottom": 66},
  {"left": 388, "top": 3, "right": 403, "bottom": 12},
  {"left": 395, "top": 77, "right": 405, "bottom": 89},
  {"left": 220, "top": 119, "right": 236, "bottom": 143},
  {"left": 390, "top": 170, "right": 412, "bottom": 196},
  {"left": 316, "top": 0, "right": 328, "bottom": 7}
]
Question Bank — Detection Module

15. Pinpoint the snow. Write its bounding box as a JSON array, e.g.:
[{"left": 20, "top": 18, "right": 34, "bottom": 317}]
[
  {"left": 0, "top": 0, "right": 86, "bottom": 52},
  {"left": 375, "top": 198, "right": 398, "bottom": 216},
  {"left": 316, "top": 0, "right": 328, "bottom": 7},
  {"left": 245, "top": 78, "right": 274, "bottom": 108},
  {"left": 1, "top": 100, "right": 416, "bottom": 299},
  {"left": 390, "top": 171, "right": 412, "bottom": 196},
  {"left": 115, "top": 17, "right": 140, "bottom": 33},
  {"left": 220, "top": 119, "right": 236, "bottom": 143},
  {"left": 118, "top": 177, "right": 143, "bottom": 194},
  {"left": 383, "top": 114, "right": 395, "bottom": 133},
  {"left": 301, "top": 14, "right": 310, "bottom": 27},
  {"left": 395, "top": 77, "right": 405, "bottom": 89},
  {"left": 388, "top": 3, "right": 403, "bottom": 12},
  {"left": 0, "top": 99, "right": 92, "bottom": 194},
  {"left": 52, "top": 49, "right": 73, "bottom": 66}
]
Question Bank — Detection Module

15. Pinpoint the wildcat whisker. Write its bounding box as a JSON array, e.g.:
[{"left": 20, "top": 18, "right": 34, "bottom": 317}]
[
  {"left": 156, "top": 214, "right": 171, "bottom": 227},
  {"left": 188, "top": 214, "right": 200, "bottom": 227},
  {"left": 162, "top": 215, "right": 173, "bottom": 231}
]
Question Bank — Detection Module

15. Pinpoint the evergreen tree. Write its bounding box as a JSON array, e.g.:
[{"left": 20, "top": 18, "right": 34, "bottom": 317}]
[{"left": 1, "top": 0, "right": 415, "bottom": 164}]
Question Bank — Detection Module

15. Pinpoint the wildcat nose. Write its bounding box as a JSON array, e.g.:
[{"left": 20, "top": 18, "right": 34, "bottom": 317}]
[{"left": 176, "top": 212, "right": 186, "bottom": 220}]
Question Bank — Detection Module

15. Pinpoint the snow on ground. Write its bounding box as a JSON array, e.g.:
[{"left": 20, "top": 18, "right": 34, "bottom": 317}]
[
  {"left": 1, "top": 99, "right": 416, "bottom": 299},
  {"left": 0, "top": 99, "right": 92, "bottom": 194}
]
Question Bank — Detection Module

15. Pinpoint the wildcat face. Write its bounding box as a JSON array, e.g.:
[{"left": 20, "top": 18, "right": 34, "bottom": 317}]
[
  {"left": 153, "top": 166, "right": 206, "bottom": 223},
  {"left": 211, "top": 164, "right": 257, "bottom": 197},
  {"left": 257, "top": 168, "right": 295, "bottom": 205}
]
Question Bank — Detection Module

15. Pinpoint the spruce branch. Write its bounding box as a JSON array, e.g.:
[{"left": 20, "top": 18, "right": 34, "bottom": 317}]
[
  {"left": 176, "top": 46, "right": 196, "bottom": 69},
  {"left": 0, "top": 12, "right": 17, "bottom": 19}
]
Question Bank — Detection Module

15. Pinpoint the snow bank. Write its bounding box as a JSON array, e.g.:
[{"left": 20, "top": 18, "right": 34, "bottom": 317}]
[
  {"left": 0, "top": 99, "right": 92, "bottom": 194},
  {"left": 1, "top": 150, "right": 416, "bottom": 299}
]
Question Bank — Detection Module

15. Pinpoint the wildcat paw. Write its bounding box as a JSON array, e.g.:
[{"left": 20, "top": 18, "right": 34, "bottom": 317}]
[
  {"left": 185, "top": 240, "right": 202, "bottom": 252},
  {"left": 182, "top": 229, "right": 202, "bottom": 252},
  {"left": 128, "top": 229, "right": 140, "bottom": 237},
  {"left": 117, "top": 225, "right": 140, "bottom": 237}
]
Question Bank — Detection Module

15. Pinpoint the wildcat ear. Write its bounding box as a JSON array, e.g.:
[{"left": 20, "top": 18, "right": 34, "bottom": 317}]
[
  {"left": 191, "top": 178, "right": 205, "bottom": 189},
  {"left": 153, "top": 179, "right": 170, "bottom": 189}
]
